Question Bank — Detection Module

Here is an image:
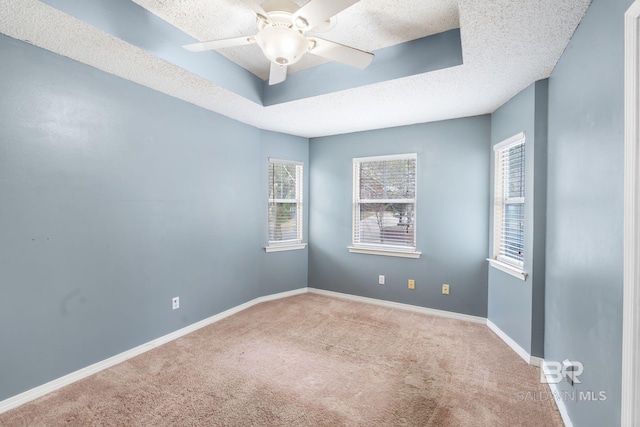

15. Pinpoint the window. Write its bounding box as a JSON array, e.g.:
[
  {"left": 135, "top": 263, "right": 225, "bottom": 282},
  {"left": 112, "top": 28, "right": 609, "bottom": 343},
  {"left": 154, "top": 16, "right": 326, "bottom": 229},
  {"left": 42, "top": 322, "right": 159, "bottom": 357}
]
[
  {"left": 266, "top": 159, "right": 305, "bottom": 252},
  {"left": 349, "top": 154, "right": 420, "bottom": 258},
  {"left": 490, "top": 133, "right": 526, "bottom": 279}
]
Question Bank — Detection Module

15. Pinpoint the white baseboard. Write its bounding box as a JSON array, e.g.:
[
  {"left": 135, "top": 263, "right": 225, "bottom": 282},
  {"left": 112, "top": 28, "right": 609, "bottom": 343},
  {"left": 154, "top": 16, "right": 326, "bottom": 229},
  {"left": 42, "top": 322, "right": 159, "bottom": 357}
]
[
  {"left": 0, "top": 287, "right": 307, "bottom": 415},
  {"left": 541, "top": 361, "right": 574, "bottom": 427},
  {"left": 486, "top": 323, "right": 570, "bottom": 424},
  {"left": 307, "top": 288, "right": 486, "bottom": 324},
  {"left": 1, "top": 286, "right": 549, "bottom": 418},
  {"left": 486, "top": 319, "right": 542, "bottom": 366},
  {"left": 529, "top": 356, "right": 544, "bottom": 367}
]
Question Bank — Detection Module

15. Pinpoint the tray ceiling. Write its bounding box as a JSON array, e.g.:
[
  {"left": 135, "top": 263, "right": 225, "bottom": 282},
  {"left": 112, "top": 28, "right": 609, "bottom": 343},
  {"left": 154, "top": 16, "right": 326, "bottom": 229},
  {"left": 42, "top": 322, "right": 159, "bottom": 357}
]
[{"left": 0, "top": 0, "right": 591, "bottom": 138}]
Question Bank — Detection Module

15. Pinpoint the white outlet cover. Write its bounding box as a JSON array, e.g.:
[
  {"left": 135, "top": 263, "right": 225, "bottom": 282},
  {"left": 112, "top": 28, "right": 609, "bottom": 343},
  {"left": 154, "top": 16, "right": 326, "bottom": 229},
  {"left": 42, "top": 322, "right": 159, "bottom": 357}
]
[
  {"left": 172, "top": 297, "right": 179, "bottom": 310},
  {"left": 378, "top": 275, "right": 385, "bottom": 285}
]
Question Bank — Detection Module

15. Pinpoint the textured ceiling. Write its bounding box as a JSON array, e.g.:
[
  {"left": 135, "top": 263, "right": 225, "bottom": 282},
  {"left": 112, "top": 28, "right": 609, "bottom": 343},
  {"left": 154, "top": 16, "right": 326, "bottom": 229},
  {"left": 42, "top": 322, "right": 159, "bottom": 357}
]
[
  {"left": 0, "top": 0, "right": 592, "bottom": 138},
  {"left": 133, "top": 0, "right": 460, "bottom": 79}
]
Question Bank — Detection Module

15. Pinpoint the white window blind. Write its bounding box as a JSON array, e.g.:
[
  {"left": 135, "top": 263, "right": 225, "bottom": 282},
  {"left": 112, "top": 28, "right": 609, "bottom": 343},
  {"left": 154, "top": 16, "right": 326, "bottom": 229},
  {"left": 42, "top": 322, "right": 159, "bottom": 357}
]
[
  {"left": 268, "top": 159, "right": 303, "bottom": 246},
  {"left": 352, "top": 154, "right": 417, "bottom": 251},
  {"left": 493, "top": 134, "right": 525, "bottom": 266}
]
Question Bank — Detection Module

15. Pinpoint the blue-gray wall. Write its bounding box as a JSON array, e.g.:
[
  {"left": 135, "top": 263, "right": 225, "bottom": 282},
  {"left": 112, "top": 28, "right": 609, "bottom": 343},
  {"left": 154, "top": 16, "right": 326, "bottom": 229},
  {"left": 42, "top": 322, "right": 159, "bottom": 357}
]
[
  {"left": 488, "top": 80, "right": 548, "bottom": 358},
  {"left": 545, "top": 0, "right": 629, "bottom": 425},
  {"left": 1, "top": 1, "right": 632, "bottom": 424},
  {"left": 262, "top": 29, "right": 463, "bottom": 105},
  {"left": 0, "top": 35, "right": 307, "bottom": 401},
  {"left": 308, "top": 117, "right": 491, "bottom": 317},
  {"left": 259, "top": 131, "right": 309, "bottom": 296}
]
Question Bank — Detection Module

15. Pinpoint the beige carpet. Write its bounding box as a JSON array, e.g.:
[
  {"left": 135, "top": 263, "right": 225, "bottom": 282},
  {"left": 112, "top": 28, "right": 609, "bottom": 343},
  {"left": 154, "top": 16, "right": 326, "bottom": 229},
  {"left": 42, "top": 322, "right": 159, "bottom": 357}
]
[{"left": 0, "top": 293, "right": 563, "bottom": 426}]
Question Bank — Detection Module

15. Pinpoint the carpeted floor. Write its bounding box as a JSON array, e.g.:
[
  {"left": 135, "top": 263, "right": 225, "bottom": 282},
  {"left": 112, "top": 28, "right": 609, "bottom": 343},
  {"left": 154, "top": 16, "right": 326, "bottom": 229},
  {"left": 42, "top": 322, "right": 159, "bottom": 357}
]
[{"left": 0, "top": 293, "right": 563, "bottom": 426}]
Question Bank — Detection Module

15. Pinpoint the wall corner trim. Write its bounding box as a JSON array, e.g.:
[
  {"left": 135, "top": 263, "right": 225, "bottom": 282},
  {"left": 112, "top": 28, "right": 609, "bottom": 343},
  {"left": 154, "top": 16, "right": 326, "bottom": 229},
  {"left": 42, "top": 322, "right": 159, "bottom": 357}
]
[
  {"left": 0, "top": 287, "right": 308, "bottom": 415},
  {"left": 623, "top": 2, "right": 640, "bottom": 426}
]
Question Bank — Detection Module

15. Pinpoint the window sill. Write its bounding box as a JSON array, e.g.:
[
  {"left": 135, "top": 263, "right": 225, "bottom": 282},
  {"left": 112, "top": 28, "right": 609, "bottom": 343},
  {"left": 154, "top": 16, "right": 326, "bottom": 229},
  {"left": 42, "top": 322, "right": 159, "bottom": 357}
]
[
  {"left": 348, "top": 246, "right": 422, "bottom": 259},
  {"left": 487, "top": 258, "right": 528, "bottom": 281},
  {"left": 265, "top": 243, "right": 307, "bottom": 253}
]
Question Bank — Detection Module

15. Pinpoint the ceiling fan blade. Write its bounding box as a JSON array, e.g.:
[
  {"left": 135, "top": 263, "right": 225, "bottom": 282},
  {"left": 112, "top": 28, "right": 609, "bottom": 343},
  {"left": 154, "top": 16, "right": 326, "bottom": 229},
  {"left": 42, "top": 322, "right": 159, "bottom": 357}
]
[
  {"left": 248, "top": 2, "right": 272, "bottom": 25},
  {"left": 292, "top": 0, "right": 360, "bottom": 31},
  {"left": 308, "top": 37, "right": 374, "bottom": 69},
  {"left": 269, "top": 61, "right": 288, "bottom": 85},
  {"left": 183, "top": 35, "right": 256, "bottom": 53}
]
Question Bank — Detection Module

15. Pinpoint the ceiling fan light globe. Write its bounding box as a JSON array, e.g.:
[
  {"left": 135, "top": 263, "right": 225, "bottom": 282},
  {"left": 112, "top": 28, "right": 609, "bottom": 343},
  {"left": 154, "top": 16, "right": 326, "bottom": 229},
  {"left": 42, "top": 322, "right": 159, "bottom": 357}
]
[{"left": 256, "top": 26, "right": 309, "bottom": 65}]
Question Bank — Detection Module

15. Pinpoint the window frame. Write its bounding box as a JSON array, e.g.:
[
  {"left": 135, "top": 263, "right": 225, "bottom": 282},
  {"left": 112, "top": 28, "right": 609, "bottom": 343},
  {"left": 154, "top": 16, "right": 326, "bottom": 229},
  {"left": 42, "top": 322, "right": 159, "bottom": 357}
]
[
  {"left": 348, "top": 153, "right": 421, "bottom": 259},
  {"left": 265, "top": 158, "right": 306, "bottom": 253},
  {"left": 488, "top": 133, "right": 527, "bottom": 280}
]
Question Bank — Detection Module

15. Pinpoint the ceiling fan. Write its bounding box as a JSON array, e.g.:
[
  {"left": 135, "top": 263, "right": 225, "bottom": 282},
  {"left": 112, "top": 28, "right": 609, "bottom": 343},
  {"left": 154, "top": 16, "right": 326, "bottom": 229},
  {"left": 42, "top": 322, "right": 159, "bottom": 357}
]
[{"left": 183, "top": 0, "right": 374, "bottom": 85}]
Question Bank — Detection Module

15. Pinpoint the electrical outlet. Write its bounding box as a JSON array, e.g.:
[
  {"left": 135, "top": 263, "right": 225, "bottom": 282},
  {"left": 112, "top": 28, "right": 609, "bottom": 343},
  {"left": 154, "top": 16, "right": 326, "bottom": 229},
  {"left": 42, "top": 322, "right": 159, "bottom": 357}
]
[
  {"left": 442, "top": 284, "right": 450, "bottom": 295},
  {"left": 408, "top": 279, "right": 415, "bottom": 290},
  {"left": 379, "top": 275, "right": 385, "bottom": 285},
  {"left": 172, "top": 297, "right": 179, "bottom": 310}
]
